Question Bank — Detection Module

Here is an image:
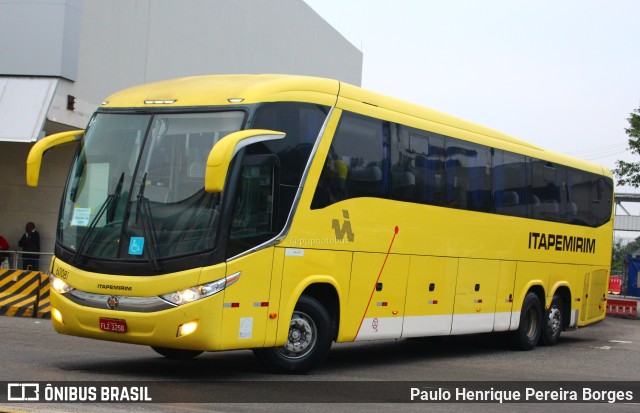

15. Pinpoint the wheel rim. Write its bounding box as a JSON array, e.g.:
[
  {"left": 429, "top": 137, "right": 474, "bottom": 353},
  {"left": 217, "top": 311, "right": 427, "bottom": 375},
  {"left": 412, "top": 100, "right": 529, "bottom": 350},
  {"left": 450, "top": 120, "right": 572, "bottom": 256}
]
[
  {"left": 525, "top": 306, "right": 539, "bottom": 339},
  {"left": 275, "top": 311, "right": 317, "bottom": 360},
  {"left": 546, "top": 306, "right": 562, "bottom": 337}
]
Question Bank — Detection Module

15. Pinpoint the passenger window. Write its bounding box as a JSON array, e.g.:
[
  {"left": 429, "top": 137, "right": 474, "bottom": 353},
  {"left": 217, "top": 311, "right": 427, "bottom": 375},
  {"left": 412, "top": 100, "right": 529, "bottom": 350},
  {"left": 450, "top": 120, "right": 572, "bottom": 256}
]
[
  {"left": 530, "top": 160, "right": 565, "bottom": 222},
  {"left": 395, "top": 126, "right": 445, "bottom": 205},
  {"left": 492, "top": 150, "right": 527, "bottom": 218},
  {"left": 252, "top": 102, "right": 329, "bottom": 227},
  {"left": 312, "top": 112, "right": 389, "bottom": 208},
  {"left": 593, "top": 177, "right": 613, "bottom": 226},
  {"left": 566, "top": 169, "right": 594, "bottom": 226},
  {"left": 310, "top": 111, "right": 611, "bottom": 228},
  {"left": 445, "top": 139, "right": 491, "bottom": 212},
  {"left": 566, "top": 169, "right": 613, "bottom": 227}
]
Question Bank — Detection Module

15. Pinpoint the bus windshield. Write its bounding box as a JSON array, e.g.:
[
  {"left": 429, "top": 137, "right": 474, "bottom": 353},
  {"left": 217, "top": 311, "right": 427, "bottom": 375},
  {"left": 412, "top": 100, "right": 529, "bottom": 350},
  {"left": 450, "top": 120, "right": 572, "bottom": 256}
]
[{"left": 59, "top": 111, "right": 245, "bottom": 264}]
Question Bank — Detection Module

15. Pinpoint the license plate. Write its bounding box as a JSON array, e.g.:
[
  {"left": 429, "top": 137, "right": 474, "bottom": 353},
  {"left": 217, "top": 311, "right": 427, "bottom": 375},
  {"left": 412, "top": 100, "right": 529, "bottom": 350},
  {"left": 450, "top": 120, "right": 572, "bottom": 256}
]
[{"left": 99, "top": 317, "right": 127, "bottom": 333}]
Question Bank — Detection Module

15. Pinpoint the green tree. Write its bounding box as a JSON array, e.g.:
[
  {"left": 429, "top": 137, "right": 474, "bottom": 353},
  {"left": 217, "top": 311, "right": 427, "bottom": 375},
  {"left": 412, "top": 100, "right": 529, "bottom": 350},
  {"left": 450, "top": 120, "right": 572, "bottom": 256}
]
[
  {"left": 611, "top": 237, "right": 638, "bottom": 273},
  {"left": 614, "top": 105, "right": 640, "bottom": 186}
]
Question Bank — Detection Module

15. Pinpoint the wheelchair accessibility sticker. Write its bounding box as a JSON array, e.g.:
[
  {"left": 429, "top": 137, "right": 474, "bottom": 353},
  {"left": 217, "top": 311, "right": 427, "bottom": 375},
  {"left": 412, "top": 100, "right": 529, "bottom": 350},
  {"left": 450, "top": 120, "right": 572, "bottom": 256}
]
[{"left": 129, "top": 237, "right": 145, "bottom": 255}]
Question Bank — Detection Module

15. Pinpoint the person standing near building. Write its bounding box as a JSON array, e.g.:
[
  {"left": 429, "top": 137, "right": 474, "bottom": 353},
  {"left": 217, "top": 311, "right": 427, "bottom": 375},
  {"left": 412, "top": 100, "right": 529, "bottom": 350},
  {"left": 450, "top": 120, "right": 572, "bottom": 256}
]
[
  {"left": 18, "top": 222, "right": 40, "bottom": 270},
  {"left": 0, "top": 235, "right": 9, "bottom": 268}
]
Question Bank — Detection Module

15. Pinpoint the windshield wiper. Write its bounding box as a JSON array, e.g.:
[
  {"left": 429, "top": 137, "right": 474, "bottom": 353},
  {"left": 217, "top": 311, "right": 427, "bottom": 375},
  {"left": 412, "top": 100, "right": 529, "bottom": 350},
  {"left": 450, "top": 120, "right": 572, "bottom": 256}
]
[
  {"left": 72, "top": 172, "right": 125, "bottom": 264},
  {"left": 107, "top": 172, "right": 125, "bottom": 222},
  {"left": 135, "top": 172, "right": 162, "bottom": 271}
]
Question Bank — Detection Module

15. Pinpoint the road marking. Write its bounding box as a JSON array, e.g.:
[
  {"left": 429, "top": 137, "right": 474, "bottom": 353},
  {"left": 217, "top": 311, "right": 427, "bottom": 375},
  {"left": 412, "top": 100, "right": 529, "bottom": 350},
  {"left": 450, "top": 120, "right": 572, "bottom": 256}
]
[
  {"left": 609, "top": 340, "right": 632, "bottom": 344},
  {"left": 594, "top": 346, "right": 611, "bottom": 350}
]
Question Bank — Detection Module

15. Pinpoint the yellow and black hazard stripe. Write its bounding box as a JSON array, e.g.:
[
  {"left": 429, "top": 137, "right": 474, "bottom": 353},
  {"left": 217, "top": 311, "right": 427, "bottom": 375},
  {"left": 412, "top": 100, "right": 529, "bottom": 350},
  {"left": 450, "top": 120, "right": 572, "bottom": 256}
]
[
  {"left": 0, "top": 270, "right": 49, "bottom": 318},
  {"left": 37, "top": 272, "right": 51, "bottom": 318}
]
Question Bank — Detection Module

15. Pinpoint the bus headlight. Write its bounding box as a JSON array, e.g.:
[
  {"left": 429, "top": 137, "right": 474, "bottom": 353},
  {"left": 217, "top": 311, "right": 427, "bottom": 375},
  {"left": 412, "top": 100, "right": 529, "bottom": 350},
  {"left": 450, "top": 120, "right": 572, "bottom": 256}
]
[
  {"left": 50, "top": 274, "right": 74, "bottom": 294},
  {"left": 160, "top": 272, "right": 240, "bottom": 306}
]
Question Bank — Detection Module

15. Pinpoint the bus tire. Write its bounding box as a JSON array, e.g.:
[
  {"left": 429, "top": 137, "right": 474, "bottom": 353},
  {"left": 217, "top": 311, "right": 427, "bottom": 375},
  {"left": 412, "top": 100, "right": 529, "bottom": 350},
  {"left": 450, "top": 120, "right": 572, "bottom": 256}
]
[
  {"left": 151, "top": 346, "right": 203, "bottom": 359},
  {"left": 253, "top": 295, "right": 332, "bottom": 374},
  {"left": 509, "top": 292, "right": 542, "bottom": 351},
  {"left": 541, "top": 294, "right": 563, "bottom": 346}
]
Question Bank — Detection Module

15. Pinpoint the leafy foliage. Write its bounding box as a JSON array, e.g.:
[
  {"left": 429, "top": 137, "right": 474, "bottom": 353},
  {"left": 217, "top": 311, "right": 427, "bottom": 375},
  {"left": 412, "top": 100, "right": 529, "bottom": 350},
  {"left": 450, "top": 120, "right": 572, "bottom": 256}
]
[
  {"left": 614, "top": 106, "right": 640, "bottom": 186},
  {"left": 611, "top": 236, "right": 640, "bottom": 273}
]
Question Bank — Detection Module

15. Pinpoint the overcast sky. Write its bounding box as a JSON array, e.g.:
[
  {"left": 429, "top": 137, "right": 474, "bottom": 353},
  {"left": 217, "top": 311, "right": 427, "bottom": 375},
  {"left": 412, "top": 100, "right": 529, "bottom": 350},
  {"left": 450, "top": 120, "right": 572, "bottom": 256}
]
[{"left": 304, "top": 0, "right": 640, "bottom": 193}]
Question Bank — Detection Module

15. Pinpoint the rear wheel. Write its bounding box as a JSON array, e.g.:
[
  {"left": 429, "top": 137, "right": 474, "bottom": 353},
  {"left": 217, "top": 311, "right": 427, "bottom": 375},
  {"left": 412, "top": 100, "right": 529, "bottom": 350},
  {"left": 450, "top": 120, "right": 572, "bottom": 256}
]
[
  {"left": 151, "top": 346, "right": 203, "bottom": 359},
  {"left": 541, "top": 294, "right": 564, "bottom": 346},
  {"left": 509, "top": 292, "right": 542, "bottom": 350},
  {"left": 254, "top": 295, "right": 332, "bottom": 374}
]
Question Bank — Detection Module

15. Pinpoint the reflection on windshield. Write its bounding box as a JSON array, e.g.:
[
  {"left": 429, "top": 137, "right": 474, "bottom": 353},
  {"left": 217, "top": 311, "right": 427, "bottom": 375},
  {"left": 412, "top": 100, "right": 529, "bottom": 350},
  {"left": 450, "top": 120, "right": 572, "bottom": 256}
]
[
  {"left": 59, "top": 111, "right": 244, "bottom": 263},
  {"left": 71, "top": 172, "right": 125, "bottom": 265}
]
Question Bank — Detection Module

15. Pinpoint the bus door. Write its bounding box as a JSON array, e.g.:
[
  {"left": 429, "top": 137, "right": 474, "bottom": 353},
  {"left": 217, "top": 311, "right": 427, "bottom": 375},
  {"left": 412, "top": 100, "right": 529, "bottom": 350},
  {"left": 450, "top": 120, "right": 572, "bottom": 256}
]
[
  {"left": 451, "top": 259, "right": 501, "bottom": 334},
  {"left": 402, "top": 255, "right": 457, "bottom": 338},
  {"left": 494, "top": 261, "right": 517, "bottom": 331},
  {"left": 579, "top": 266, "right": 608, "bottom": 324},
  {"left": 350, "top": 252, "right": 409, "bottom": 340},
  {"left": 218, "top": 154, "right": 281, "bottom": 350}
]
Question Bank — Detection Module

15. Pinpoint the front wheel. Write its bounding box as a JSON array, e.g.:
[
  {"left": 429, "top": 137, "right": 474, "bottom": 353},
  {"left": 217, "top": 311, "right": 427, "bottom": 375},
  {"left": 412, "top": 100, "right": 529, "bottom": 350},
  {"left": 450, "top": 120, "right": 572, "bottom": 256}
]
[
  {"left": 509, "top": 292, "right": 542, "bottom": 351},
  {"left": 254, "top": 295, "right": 332, "bottom": 374},
  {"left": 541, "top": 294, "right": 564, "bottom": 346}
]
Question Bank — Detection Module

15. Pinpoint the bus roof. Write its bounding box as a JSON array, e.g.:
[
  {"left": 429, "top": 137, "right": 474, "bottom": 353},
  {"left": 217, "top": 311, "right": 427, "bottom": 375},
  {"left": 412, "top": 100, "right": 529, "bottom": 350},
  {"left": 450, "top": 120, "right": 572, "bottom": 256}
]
[
  {"left": 100, "top": 74, "right": 610, "bottom": 177},
  {"left": 101, "top": 74, "right": 341, "bottom": 109}
]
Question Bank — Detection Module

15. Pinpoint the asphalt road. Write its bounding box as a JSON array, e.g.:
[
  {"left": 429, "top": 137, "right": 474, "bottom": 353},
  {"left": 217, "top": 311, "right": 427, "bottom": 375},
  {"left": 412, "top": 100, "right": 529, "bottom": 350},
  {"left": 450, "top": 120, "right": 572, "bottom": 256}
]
[{"left": 0, "top": 315, "right": 639, "bottom": 413}]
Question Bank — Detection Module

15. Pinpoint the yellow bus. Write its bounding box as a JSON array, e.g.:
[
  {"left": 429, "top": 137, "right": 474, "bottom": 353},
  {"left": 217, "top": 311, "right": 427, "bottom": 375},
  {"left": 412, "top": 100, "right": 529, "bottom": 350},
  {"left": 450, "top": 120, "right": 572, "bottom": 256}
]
[{"left": 28, "top": 75, "right": 614, "bottom": 373}]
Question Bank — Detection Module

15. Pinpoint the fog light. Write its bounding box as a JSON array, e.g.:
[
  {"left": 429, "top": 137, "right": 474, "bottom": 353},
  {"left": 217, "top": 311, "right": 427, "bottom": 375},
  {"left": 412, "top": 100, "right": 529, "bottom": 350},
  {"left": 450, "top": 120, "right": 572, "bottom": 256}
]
[
  {"left": 177, "top": 321, "right": 198, "bottom": 337},
  {"left": 52, "top": 308, "right": 63, "bottom": 324}
]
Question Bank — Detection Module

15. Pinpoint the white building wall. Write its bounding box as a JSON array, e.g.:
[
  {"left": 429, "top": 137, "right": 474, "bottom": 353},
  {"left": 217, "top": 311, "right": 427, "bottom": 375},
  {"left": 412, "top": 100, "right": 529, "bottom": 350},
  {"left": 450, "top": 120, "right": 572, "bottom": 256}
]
[
  {"left": 69, "top": 0, "right": 362, "bottom": 112},
  {"left": 0, "top": 0, "right": 362, "bottom": 258},
  {"left": 0, "top": 0, "right": 82, "bottom": 80}
]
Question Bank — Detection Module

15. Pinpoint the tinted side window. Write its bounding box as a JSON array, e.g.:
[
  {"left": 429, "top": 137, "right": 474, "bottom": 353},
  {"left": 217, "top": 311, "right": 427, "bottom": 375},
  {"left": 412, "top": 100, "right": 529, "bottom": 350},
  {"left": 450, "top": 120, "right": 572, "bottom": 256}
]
[
  {"left": 310, "top": 110, "right": 612, "bottom": 228},
  {"left": 395, "top": 126, "right": 445, "bottom": 205},
  {"left": 252, "top": 102, "right": 328, "bottom": 187},
  {"left": 492, "top": 150, "right": 528, "bottom": 217},
  {"left": 530, "top": 160, "right": 565, "bottom": 222},
  {"left": 567, "top": 169, "right": 613, "bottom": 227},
  {"left": 593, "top": 177, "right": 613, "bottom": 226},
  {"left": 252, "top": 102, "right": 329, "bottom": 225},
  {"left": 445, "top": 139, "right": 491, "bottom": 212},
  {"left": 226, "top": 155, "right": 280, "bottom": 258},
  {"left": 312, "top": 112, "right": 389, "bottom": 209},
  {"left": 566, "top": 169, "right": 594, "bottom": 226}
]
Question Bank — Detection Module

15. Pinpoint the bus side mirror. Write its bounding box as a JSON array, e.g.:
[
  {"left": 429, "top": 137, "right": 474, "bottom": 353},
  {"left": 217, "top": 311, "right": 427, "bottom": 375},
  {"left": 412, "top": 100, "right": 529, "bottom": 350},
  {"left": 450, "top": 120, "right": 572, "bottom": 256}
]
[
  {"left": 26, "top": 130, "right": 84, "bottom": 187},
  {"left": 205, "top": 129, "right": 285, "bottom": 193}
]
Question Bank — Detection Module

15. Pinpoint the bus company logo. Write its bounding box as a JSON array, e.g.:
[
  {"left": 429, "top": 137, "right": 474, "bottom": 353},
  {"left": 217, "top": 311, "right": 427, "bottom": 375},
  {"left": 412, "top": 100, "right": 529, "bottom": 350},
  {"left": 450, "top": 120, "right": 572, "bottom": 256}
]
[
  {"left": 97, "top": 283, "right": 133, "bottom": 292},
  {"left": 332, "top": 209, "right": 355, "bottom": 242},
  {"left": 107, "top": 295, "right": 119, "bottom": 310},
  {"left": 528, "top": 232, "right": 596, "bottom": 254},
  {"left": 7, "top": 383, "right": 40, "bottom": 401}
]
